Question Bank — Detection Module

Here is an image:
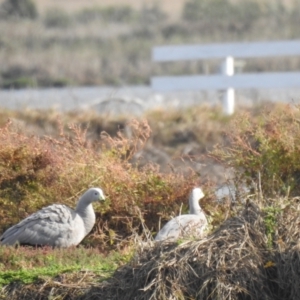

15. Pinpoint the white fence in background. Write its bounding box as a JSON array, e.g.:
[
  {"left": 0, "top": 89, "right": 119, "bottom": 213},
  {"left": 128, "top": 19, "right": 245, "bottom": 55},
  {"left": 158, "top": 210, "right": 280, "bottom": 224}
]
[{"left": 151, "top": 40, "right": 300, "bottom": 115}]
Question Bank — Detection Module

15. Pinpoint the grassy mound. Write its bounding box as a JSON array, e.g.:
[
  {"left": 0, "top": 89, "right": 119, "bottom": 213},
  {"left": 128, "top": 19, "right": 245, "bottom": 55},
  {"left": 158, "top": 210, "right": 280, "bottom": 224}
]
[
  {"left": 84, "top": 198, "right": 300, "bottom": 300},
  {"left": 84, "top": 201, "right": 276, "bottom": 300},
  {"left": 4, "top": 199, "right": 299, "bottom": 300}
]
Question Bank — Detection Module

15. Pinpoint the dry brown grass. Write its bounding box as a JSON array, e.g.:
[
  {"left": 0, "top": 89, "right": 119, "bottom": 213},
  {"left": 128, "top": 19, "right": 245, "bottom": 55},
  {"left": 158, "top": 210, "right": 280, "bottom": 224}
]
[
  {"left": 81, "top": 199, "right": 300, "bottom": 300},
  {"left": 4, "top": 198, "right": 299, "bottom": 300},
  {"left": 34, "top": 0, "right": 186, "bottom": 18},
  {"left": 81, "top": 201, "right": 273, "bottom": 300},
  {"left": 1, "top": 0, "right": 293, "bottom": 17}
]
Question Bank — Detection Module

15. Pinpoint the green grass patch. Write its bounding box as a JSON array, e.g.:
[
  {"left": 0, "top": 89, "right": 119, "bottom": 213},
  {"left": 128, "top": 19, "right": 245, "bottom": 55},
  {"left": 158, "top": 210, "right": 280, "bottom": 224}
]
[{"left": 0, "top": 246, "right": 131, "bottom": 285}]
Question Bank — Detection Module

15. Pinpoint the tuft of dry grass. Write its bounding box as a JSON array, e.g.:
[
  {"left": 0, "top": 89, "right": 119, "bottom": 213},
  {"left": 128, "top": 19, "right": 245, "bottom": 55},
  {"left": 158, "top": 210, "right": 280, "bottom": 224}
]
[
  {"left": 81, "top": 201, "right": 273, "bottom": 300},
  {"left": 79, "top": 198, "right": 299, "bottom": 300}
]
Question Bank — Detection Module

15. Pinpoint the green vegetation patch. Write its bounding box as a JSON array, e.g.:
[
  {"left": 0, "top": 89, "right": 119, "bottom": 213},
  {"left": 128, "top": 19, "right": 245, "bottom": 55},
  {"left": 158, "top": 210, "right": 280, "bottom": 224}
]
[
  {"left": 0, "top": 246, "right": 130, "bottom": 285},
  {"left": 211, "top": 103, "right": 300, "bottom": 197}
]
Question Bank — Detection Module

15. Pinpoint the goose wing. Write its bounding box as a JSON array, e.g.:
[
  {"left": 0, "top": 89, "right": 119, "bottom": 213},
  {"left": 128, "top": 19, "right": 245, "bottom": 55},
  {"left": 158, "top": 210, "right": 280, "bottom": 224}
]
[
  {"left": 155, "top": 213, "right": 208, "bottom": 242},
  {"left": 0, "top": 204, "right": 83, "bottom": 247}
]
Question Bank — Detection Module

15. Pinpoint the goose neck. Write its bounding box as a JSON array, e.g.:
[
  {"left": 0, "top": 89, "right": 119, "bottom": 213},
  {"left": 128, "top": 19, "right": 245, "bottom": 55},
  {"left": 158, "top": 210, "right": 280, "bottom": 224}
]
[
  {"left": 76, "top": 202, "right": 96, "bottom": 234},
  {"left": 189, "top": 197, "right": 202, "bottom": 215}
]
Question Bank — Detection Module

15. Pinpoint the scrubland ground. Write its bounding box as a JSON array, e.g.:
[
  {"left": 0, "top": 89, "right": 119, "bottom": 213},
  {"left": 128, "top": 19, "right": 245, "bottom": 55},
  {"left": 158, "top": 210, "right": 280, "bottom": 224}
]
[
  {"left": 0, "top": 102, "right": 300, "bottom": 299},
  {"left": 1, "top": 0, "right": 300, "bottom": 298}
]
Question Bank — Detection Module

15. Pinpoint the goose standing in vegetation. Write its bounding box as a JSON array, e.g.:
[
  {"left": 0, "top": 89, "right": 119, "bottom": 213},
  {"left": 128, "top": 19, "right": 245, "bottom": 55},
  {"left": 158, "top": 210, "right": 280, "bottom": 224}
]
[
  {"left": 155, "top": 187, "right": 207, "bottom": 242},
  {"left": 0, "top": 187, "right": 105, "bottom": 248}
]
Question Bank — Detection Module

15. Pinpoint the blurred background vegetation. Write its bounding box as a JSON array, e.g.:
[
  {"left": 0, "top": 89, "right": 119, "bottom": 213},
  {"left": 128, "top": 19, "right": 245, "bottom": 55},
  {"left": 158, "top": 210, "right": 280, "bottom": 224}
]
[{"left": 0, "top": 0, "right": 300, "bottom": 89}]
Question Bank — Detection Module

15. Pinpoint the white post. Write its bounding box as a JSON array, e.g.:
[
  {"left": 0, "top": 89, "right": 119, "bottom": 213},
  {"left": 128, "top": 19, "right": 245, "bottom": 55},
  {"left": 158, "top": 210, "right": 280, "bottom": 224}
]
[{"left": 221, "top": 56, "right": 235, "bottom": 115}]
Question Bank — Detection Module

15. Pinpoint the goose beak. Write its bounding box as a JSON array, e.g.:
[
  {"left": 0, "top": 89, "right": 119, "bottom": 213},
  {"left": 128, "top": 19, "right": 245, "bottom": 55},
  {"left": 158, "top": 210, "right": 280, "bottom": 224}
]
[
  {"left": 198, "top": 189, "right": 205, "bottom": 200},
  {"left": 99, "top": 192, "right": 105, "bottom": 201}
]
